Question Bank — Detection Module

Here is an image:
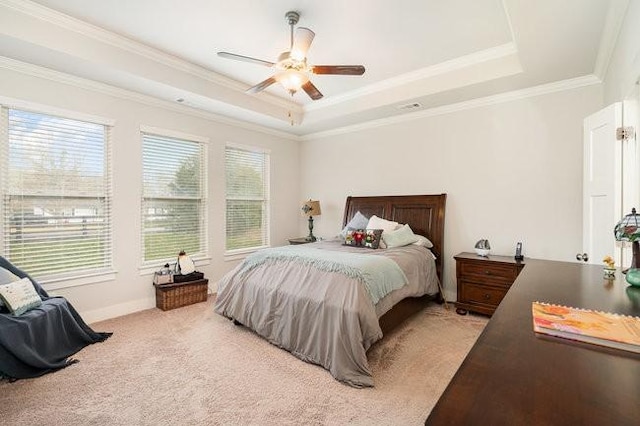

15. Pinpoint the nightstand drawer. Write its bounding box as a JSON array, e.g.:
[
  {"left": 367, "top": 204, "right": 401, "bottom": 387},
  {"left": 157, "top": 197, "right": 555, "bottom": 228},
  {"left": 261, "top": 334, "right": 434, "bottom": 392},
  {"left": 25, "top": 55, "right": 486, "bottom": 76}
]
[
  {"left": 460, "top": 261, "right": 518, "bottom": 282},
  {"left": 460, "top": 282, "right": 508, "bottom": 309}
]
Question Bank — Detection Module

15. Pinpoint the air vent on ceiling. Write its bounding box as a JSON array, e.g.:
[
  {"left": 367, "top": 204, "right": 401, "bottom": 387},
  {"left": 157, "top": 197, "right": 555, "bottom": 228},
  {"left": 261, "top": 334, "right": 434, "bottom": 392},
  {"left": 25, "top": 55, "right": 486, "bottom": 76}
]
[{"left": 396, "top": 102, "right": 422, "bottom": 111}]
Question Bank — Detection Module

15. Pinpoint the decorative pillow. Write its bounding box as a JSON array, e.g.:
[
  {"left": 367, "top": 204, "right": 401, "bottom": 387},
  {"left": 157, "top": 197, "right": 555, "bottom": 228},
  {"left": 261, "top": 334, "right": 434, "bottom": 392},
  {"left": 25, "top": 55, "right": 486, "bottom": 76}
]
[
  {"left": 384, "top": 224, "right": 420, "bottom": 248},
  {"left": 0, "top": 277, "right": 42, "bottom": 316},
  {"left": 0, "top": 266, "right": 20, "bottom": 285},
  {"left": 363, "top": 229, "right": 383, "bottom": 249},
  {"left": 0, "top": 266, "right": 21, "bottom": 310},
  {"left": 413, "top": 235, "right": 434, "bottom": 249},
  {"left": 366, "top": 215, "right": 400, "bottom": 248},
  {"left": 344, "top": 229, "right": 366, "bottom": 247},
  {"left": 340, "top": 211, "right": 369, "bottom": 238}
]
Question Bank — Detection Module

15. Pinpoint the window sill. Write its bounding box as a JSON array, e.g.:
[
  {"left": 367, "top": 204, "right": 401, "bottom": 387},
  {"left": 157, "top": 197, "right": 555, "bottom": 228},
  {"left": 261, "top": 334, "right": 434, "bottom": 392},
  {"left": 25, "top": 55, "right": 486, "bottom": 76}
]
[
  {"left": 42, "top": 269, "right": 117, "bottom": 291},
  {"left": 139, "top": 256, "right": 211, "bottom": 276},
  {"left": 224, "top": 246, "right": 269, "bottom": 262}
]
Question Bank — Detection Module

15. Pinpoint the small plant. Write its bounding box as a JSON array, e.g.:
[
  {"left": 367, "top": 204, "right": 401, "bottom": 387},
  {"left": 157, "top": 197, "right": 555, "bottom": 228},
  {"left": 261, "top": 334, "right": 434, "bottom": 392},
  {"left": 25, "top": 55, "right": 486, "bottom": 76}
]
[{"left": 603, "top": 255, "right": 615, "bottom": 269}]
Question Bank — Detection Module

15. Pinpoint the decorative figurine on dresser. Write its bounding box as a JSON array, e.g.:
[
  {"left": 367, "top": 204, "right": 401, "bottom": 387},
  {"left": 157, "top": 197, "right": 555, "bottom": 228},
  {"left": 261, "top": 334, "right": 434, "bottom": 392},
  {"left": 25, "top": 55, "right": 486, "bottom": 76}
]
[{"left": 454, "top": 252, "right": 525, "bottom": 316}]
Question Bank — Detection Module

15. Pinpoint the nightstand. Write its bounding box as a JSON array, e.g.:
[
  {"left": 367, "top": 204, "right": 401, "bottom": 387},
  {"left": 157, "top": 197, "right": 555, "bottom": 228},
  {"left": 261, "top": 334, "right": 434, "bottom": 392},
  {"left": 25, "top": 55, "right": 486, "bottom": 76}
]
[
  {"left": 288, "top": 237, "right": 314, "bottom": 245},
  {"left": 454, "top": 252, "right": 524, "bottom": 316}
]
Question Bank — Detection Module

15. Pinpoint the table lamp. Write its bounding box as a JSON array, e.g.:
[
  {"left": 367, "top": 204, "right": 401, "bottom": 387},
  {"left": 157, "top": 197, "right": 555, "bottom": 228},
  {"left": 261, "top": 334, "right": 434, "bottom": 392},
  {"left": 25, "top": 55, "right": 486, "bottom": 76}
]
[
  {"left": 614, "top": 208, "right": 640, "bottom": 285},
  {"left": 301, "top": 200, "right": 321, "bottom": 242}
]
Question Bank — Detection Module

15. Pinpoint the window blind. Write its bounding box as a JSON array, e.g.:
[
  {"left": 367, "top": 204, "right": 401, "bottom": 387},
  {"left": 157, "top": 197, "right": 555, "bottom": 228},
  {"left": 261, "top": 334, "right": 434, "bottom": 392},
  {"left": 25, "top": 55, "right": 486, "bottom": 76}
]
[
  {"left": 141, "top": 132, "right": 207, "bottom": 264},
  {"left": 1, "top": 107, "right": 113, "bottom": 280},
  {"left": 225, "top": 145, "right": 270, "bottom": 252}
]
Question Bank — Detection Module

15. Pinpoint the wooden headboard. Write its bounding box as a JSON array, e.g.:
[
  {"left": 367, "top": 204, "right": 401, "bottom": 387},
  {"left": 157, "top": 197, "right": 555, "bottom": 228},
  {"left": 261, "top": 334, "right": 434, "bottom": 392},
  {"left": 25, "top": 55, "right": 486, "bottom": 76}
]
[{"left": 343, "top": 194, "right": 447, "bottom": 280}]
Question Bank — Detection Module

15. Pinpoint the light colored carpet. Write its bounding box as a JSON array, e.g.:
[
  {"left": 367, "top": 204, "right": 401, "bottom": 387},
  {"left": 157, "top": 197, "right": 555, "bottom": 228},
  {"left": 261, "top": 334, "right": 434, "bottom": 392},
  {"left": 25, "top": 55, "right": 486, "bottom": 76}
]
[{"left": 0, "top": 297, "right": 487, "bottom": 425}]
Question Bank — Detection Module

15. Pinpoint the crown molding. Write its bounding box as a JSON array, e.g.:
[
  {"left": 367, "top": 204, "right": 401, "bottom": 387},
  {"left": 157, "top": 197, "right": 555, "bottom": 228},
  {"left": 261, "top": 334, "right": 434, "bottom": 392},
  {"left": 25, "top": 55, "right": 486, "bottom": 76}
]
[
  {"left": 304, "top": 42, "right": 518, "bottom": 112},
  {"left": 594, "top": 0, "right": 629, "bottom": 79},
  {"left": 0, "top": 0, "right": 302, "bottom": 114},
  {"left": 500, "top": 0, "right": 519, "bottom": 53},
  {"left": 301, "top": 74, "right": 601, "bottom": 140},
  {"left": 0, "top": 56, "right": 300, "bottom": 141}
]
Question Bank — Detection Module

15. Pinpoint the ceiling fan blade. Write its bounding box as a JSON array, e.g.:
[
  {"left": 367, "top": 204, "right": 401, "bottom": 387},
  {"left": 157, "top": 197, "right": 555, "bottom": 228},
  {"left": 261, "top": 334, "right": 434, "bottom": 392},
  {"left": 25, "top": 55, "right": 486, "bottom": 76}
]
[
  {"left": 301, "top": 80, "right": 323, "bottom": 100},
  {"left": 246, "top": 76, "right": 278, "bottom": 94},
  {"left": 217, "top": 52, "right": 275, "bottom": 68},
  {"left": 291, "top": 27, "right": 315, "bottom": 59},
  {"left": 312, "top": 65, "right": 366, "bottom": 75}
]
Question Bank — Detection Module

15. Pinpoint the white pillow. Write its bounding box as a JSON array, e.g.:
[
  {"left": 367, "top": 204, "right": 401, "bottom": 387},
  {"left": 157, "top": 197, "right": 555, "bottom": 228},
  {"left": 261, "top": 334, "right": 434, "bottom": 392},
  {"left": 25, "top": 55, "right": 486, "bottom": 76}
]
[
  {"left": 367, "top": 215, "right": 400, "bottom": 248},
  {"left": 413, "top": 235, "right": 434, "bottom": 249},
  {"left": 367, "top": 215, "right": 399, "bottom": 233},
  {"left": 0, "top": 277, "right": 42, "bottom": 316},
  {"left": 340, "top": 211, "right": 370, "bottom": 238},
  {"left": 384, "top": 224, "right": 420, "bottom": 248}
]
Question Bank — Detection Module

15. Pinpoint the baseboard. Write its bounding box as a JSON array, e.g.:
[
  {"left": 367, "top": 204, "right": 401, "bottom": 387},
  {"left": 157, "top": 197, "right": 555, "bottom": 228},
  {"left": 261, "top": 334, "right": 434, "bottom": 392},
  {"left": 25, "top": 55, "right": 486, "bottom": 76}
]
[
  {"left": 82, "top": 296, "right": 156, "bottom": 324},
  {"left": 83, "top": 281, "right": 217, "bottom": 324}
]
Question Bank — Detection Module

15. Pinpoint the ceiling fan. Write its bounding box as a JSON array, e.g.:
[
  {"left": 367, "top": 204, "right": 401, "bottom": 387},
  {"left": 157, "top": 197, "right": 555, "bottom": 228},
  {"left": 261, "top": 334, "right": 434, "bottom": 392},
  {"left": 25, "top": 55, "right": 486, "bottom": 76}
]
[{"left": 217, "top": 11, "right": 365, "bottom": 101}]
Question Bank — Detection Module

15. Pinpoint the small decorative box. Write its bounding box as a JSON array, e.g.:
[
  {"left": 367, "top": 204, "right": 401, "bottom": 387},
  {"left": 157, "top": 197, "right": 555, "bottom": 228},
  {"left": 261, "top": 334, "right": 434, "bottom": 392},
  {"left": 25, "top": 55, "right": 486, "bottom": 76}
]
[{"left": 153, "top": 271, "right": 173, "bottom": 285}]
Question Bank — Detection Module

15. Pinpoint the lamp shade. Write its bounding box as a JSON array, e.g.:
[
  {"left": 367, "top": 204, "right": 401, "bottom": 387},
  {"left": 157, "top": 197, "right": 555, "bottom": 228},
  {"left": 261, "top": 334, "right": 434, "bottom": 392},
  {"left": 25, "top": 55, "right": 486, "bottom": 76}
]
[
  {"left": 615, "top": 208, "right": 640, "bottom": 242},
  {"left": 301, "top": 200, "right": 321, "bottom": 216}
]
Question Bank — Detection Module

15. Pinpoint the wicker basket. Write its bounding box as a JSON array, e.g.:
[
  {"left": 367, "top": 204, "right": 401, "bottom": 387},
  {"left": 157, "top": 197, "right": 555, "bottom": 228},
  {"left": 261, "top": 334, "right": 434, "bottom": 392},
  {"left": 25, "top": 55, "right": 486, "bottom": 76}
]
[{"left": 154, "top": 278, "right": 208, "bottom": 311}]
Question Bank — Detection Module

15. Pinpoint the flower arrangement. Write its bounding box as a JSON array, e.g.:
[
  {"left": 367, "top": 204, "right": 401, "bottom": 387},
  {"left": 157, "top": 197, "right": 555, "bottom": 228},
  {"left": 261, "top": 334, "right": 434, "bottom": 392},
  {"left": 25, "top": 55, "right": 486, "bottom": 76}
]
[
  {"left": 603, "top": 255, "right": 616, "bottom": 279},
  {"left": 603, "top": 256, "right": 615, "bottom": 269}
]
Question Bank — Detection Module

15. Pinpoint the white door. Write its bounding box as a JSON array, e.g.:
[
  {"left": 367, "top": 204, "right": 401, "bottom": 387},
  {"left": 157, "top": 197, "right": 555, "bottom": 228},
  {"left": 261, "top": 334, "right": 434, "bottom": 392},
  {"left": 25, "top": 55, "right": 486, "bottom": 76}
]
[{"left": 582, "top": 103, "right": 622, "bottom": 265}]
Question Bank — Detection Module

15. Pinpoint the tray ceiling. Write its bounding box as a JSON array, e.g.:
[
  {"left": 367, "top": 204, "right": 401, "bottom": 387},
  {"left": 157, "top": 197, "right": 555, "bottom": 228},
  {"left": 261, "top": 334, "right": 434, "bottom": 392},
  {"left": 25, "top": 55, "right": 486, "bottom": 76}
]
[{"left": 0, "top": 0, "right": 623, "bottom": 136}]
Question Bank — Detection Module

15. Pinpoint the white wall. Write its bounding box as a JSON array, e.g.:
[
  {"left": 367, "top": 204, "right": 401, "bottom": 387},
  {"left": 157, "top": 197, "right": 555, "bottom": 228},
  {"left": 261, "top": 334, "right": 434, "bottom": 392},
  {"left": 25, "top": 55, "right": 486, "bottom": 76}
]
[
  {"left": 300, "top": 85, "right": 602, "bottom": 300},
  {"left": 0, "top": 67, "right": 300, "bottom": 322},
  {"left": 604, "top": 0, "right": 640, "bottom": 104}
]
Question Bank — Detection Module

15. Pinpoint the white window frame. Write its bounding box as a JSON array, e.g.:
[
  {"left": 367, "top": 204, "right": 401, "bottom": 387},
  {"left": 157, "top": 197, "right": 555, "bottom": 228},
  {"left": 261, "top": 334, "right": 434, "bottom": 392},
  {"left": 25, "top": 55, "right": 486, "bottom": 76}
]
[
  {"left": 224, "top": 142, "right": 271, "bottom": 258},
  {"left": 0, "top": 98, "right": 115, "bottom": 289},
  {"left": 139, "top": 125, "right": 209, "bottom": 271}
]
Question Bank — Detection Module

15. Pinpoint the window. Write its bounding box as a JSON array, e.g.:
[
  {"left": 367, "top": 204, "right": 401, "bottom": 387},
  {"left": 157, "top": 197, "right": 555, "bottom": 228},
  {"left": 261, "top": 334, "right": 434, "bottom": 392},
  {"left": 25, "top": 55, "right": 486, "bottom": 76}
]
[
  {"left": 225, "top": 144, "right": 270, "bottom": 252},
  {"left": 141, "top": 129, "right": 207, "bottom": 265},
  {"left": 1, "top": 107, "right": 112, "bottom": 280}
]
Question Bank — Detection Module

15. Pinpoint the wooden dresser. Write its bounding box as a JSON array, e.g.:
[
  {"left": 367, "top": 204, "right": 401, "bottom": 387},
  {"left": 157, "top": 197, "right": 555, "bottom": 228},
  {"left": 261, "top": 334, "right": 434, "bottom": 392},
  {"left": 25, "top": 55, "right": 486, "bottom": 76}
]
[
  {"left": 454, "top": 252, "right": 524, "bottom": 316},
  {"left": 426, "top": 259, "right": 640, "bottom": 425}
]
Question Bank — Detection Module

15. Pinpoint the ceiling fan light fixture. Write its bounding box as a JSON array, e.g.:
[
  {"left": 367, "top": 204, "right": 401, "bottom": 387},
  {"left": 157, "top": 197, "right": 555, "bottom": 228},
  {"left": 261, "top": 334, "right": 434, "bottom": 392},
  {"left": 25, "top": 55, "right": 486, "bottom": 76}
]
[
  {"left": 291, "top": 27, "right": 315, "bottom": 60},
  {"left": 277, "top": 69, "right": 309, "bottom": 95},
  {"left": 290, "top": 49, "right": 306, "bottom": 62}
]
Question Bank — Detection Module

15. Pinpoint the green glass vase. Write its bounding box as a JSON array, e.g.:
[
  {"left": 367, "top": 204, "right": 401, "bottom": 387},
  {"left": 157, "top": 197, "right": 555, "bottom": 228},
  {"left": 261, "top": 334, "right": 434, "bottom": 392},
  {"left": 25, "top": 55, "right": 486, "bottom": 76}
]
[{"left": 626, "top": 268, "right": 640, "bottom": 287}]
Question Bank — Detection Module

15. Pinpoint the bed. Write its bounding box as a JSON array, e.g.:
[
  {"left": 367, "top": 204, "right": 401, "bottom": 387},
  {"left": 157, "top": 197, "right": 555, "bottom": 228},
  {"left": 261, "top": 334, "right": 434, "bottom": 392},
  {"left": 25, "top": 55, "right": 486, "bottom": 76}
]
[{"left": 215, "top": 194, "right": 446, "bottom": 387}]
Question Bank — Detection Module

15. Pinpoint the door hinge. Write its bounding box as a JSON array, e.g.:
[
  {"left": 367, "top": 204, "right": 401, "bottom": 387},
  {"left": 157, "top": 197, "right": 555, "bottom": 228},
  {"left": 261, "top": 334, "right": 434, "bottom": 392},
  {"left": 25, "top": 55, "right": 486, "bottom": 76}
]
[{"left": 616, "top": 126, "right": 635, "bottom": 140}]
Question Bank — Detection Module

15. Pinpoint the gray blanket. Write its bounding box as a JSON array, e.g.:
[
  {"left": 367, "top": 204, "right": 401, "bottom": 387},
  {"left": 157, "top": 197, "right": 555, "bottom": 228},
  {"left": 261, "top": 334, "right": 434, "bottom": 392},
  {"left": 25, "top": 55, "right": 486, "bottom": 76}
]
[
  {"left": 0, "top": 257, "right": 112, "bottom": 380},
  {"left": 214, "top": 240, "right": 438, "bottom": 387}
]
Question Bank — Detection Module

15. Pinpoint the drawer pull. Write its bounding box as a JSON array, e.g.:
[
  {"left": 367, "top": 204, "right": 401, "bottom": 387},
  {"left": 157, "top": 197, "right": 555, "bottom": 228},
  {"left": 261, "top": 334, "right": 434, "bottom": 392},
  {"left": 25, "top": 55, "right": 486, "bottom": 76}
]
[
  {"left": 485, "top": 270, "right": 491, "bottom": 275},
  {"left": 483, "top": 293, "right": 491, "bottom": 300}
]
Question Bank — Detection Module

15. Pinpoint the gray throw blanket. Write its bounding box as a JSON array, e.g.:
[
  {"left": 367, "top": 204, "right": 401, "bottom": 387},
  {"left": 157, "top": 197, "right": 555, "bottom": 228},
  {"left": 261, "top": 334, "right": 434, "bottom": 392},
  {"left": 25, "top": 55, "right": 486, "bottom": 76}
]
[{"left": 0, "top": 257, "right": 112, "bottom": 380}]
